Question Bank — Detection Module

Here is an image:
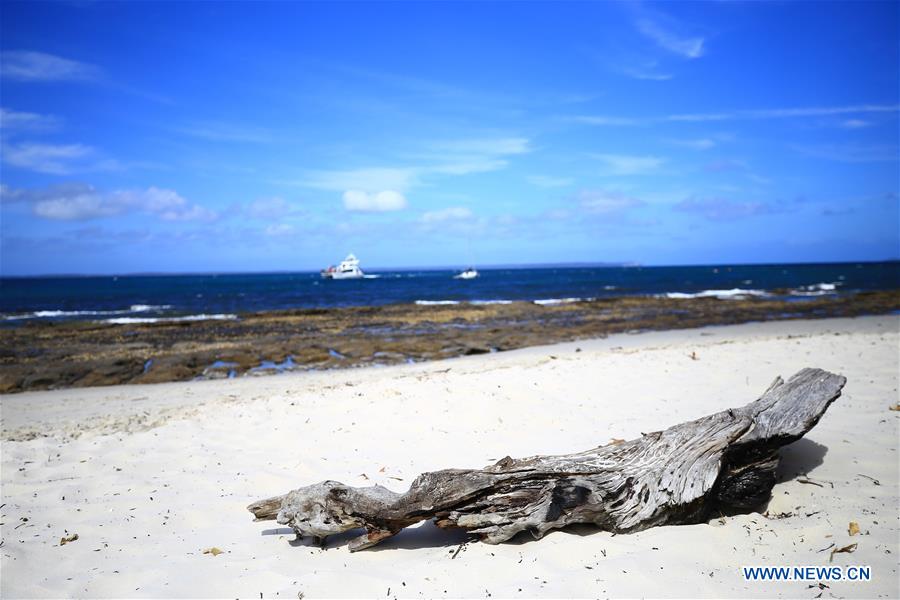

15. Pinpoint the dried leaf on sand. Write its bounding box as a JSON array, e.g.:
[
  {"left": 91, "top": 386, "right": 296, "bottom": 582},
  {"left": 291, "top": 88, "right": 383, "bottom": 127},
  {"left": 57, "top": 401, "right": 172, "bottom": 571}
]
[
  {"left": 829, "top": 543, "right": 857, "bottom": 562},
  {"left": 59, "top": 533, "right": 78, "bottom": 546}
]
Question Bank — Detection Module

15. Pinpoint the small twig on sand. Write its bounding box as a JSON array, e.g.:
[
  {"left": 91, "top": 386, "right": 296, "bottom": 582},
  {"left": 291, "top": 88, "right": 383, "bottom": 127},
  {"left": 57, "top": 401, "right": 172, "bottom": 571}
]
[
  {"left": 451, "top": 542, "right": 467, "bottom": 559},
  {"left": 797, "top": 478, "right": 823, "bottom": 488}
]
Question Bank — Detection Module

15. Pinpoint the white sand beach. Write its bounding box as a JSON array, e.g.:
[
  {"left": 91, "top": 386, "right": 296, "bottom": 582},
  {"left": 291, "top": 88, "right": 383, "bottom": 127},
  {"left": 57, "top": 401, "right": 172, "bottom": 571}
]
[{"left": 1, "top": 315, "right": 898, "bottom": 599}]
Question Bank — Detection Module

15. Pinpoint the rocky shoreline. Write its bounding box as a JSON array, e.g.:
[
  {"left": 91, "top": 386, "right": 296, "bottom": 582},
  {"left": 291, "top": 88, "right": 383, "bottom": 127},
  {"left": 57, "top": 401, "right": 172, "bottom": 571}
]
[{"left": 1, "top": 290, "right": 898, "bottom": 393}]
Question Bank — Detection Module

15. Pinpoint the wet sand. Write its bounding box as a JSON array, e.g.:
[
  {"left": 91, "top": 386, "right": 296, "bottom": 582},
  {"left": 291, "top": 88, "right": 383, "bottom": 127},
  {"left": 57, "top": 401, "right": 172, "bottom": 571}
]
[{"left": 1, "top": 290, "right": 898, "bottom": 393}]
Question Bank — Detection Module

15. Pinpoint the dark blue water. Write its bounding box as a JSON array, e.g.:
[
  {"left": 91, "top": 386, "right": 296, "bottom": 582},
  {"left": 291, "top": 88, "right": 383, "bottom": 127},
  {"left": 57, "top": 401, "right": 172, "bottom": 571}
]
[{"left": 1, "top": 262, "right": 897, "bottom": 324}]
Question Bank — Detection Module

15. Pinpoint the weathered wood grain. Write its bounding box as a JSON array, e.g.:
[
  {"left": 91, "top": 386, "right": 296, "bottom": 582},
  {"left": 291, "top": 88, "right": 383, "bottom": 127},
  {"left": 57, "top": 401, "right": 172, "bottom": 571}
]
[{"left": 248, "top": 367, "right": 845, "bottom": 551}]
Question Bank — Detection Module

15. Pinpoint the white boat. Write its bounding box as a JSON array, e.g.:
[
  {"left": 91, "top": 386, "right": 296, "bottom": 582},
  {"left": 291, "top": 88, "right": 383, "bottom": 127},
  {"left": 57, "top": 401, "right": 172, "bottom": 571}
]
[
  {"left": 454, "top": 268, "right": 479, "bottom": 280},
  {"left": 321, "top": 254, "right": 365, "bottom": 279}
]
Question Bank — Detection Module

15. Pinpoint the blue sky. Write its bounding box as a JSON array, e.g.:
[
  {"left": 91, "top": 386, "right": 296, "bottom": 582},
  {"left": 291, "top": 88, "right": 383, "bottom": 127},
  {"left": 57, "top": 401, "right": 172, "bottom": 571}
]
[{"left": 0, "top": 0, "right": 897, "bottom": 275}]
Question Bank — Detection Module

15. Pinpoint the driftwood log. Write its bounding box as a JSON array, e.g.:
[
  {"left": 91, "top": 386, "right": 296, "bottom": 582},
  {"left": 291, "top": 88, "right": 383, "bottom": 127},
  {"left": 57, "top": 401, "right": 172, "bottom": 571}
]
[{"left": 249, "top": 367, "right": 845, "bottom": 551}]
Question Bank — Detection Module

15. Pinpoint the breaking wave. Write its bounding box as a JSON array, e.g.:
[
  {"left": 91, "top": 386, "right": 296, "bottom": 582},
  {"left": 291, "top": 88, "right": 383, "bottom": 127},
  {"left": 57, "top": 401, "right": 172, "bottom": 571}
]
[
  {"left": 662, "top": 289, "right": 771, "bottom": 300},
  {"left": 102, "top": 314, "right": 238, "bottom": 324},
  {"left": 533, "top": 297, "right": 592, "bottom": 306},
  {"left": 789, "top": 282, "right": 841, "bottom": 296},
  {"left": 2, "top": 304, "right": 176, "bottom": 321}
]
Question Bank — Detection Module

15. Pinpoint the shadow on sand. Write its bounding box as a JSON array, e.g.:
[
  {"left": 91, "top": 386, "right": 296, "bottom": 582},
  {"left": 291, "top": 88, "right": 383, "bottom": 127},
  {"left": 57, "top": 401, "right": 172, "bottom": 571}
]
[
  {"left": 776, "top": 437, "right": 829, "bottom": 482},
  {"left": 262, "top": 521, "right": 471, "bottom": 552}
]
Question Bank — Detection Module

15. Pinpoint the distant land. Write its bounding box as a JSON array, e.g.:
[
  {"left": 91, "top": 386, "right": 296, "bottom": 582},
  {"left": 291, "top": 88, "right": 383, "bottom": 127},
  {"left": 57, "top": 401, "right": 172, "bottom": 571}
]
[{"left": 2, "top": 258, "right": 899, "bottom": 279}]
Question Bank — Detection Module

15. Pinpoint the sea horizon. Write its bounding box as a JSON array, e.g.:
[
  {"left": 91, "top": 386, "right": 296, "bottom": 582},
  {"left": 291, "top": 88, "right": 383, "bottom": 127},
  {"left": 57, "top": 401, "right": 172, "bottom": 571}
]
[{"left": 1, "top": 257, "right": 898, "bottom": 280}]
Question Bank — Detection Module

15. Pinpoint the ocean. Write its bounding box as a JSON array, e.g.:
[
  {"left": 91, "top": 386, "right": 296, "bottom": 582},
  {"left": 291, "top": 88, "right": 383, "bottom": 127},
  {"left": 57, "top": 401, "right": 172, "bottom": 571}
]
[{"left": 1, "top": 261, "right": 897, "bottom": 324}]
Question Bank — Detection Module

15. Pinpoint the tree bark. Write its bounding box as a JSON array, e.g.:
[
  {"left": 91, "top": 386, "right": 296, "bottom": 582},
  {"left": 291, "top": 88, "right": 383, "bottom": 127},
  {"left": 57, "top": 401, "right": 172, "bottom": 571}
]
[{"left": 248, "top": 367, "right": 845, "bottom": 551}]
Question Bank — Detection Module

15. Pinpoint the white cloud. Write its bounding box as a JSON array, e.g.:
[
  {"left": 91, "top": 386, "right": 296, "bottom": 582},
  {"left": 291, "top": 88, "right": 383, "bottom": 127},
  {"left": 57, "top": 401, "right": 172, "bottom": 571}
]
[
  {"left": 745, "top": 105, "right": 898, "bottom": 119},
  {"left": 669, "top": 104, "right": 900, "bottom": 122},
  {"left": 791, "top": 143, "right": 900, "bottom": 163},
  {"left": 158, "top": 203, "right": 218, "bottom": 222},
  {"left": 623, "top": 67, "right": 674, "bottom": 81},
  {"left": 343, "top": 189, "right": 407, "bottom": 212},
  {"left": 248, "top": 196, "right": 298, "bottom": 218},
  {"left": 264, "top": 223, "right": 295, "bottom": 236},
  {"left": 134, "top": 187, "right": 186, "bottom": 213},
  {"left": 527, "top": 175, "right": 574, "bottom": 188},
  {"left": 701, "top": 159, "right": 772, "bottom": 185},
  {"left": 0, "top": 51, "right": 100, "bottom": 81},
  {"left": 2, "top": 183, "right": 218, "bottom": 222},
  {"left": 419, "top": 206, "right": 473, "bottom": 224},
  {"left": 570, "top": 115, "right": 642, "bottom": 126},
  {"left": 592, "top": 153, "right": 665, "bottom": 176},
  {"left": 675, "top": 196, "right": 783, "bottom": 221},
  {"left": 295, "top": 136, "right": 530, "bottom": 197},
  {"left": 117, "top": 187, "right": 218, "bottom": 222},
  {"left": 413, "top": 136, "right": 532, "bottom": 175},
  {"left": 175, "top": 122, "right": 274, "bottom": 143},
  {"left": 636, "top": 19, "right": 705, "bottom": 59},
  {"left": 665, "top": 112, "right": 728, "bottom": 123},
  {"left": 577, "top": 190, "right": 644, "bottom": 214},
  {"left": 0, "top": 107, "right": 59, "bottom": 132},
  {"left": 33, "top": 187, "right": 125, "bottom": 220},
  {"left": 544, "top": 208, "right": 572, "bottom": 220},
  {"left": 429, "top": 159, "right": 509, "bottom": 175},
  {"left": 667, "top": 138, "right": 716, "bottom": 150},
  {"left": 1, "top": 142, "right": 94, "bottom": 174},
  {"left": 840, "top": 119, "right": 870, "bottom": 129},
  {"left": 434, "top": 137, "right": 530, "bottom": 156},
  {"left": 620, "top": 60, "right": 673, "bottom": 81},
  {"left": 572, "top": 104, "right": 900, "bottom": 127},
  {"left": 302, "top": 168, "right": 417, "bottom": 193}
]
